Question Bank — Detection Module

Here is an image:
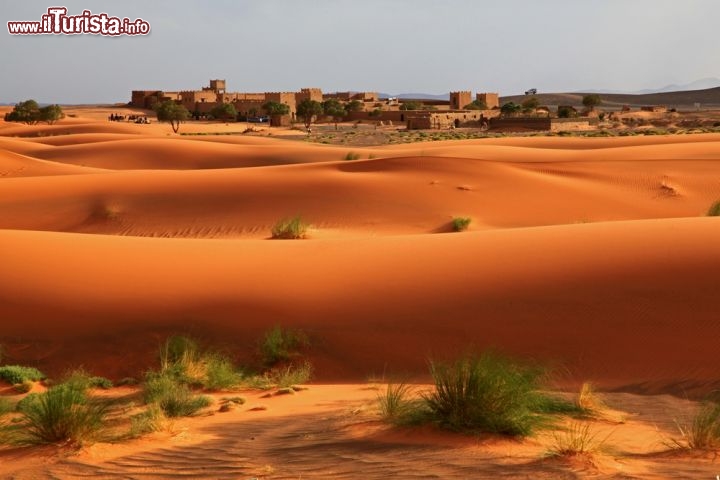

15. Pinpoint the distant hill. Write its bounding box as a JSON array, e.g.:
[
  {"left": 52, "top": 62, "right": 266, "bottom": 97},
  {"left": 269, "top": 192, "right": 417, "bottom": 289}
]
[
  {"left": 579, "top": 77, "right": 720, "bottom": 95},
  {"left": 501, "top": 86, "right": 720, "bottom": 109}
]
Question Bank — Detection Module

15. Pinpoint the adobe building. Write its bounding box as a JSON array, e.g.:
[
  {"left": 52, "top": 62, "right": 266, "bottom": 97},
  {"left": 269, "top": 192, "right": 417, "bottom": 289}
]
[
  {"left": 477, "top": 92, "right": 499, "bottom": 109},
  {"left": 449, "top": 91, "right": 473, "bottom": 110},
  {"left": 406, "top": 110, "right": 499, "bottom": 130},
  {"left": 131, "top": 80, "right": 326, "bottom": 118},
  {"left": 450, "top": 91, "right": 500, "bottom": 110}
]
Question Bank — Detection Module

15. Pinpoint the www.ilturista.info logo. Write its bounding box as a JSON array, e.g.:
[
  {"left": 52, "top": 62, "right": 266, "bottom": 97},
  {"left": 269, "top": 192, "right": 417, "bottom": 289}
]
[{"left": 7, "top": 7, "right": 150, "bottom": 36}]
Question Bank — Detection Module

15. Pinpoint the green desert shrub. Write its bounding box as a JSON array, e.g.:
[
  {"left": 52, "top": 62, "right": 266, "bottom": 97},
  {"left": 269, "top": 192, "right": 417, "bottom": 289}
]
[
  {"left": 377, "top": 382, "right": 418, "bottom": 423},
  {"left": 344, "top": 151, "right": 361, "bottom": 160},
  {"left": 673, "top": 401, "right": 720, "bottom": 449},
  {"left": 260, "top": 326, "right": 309, "bottom": 366},
  {"left": 14, "top": 383, "right": 107, "bottom": 445},
  {"left": 424, "top": 353, "right": 569, "bottom": 436},
  {"left": 204, "top": 355, "right": 243, "bottom": 391},
  {"left": 143, "top": 374, "right": 211, "bottom": 417},
  {"left": 707, "top": 200, "right": 720, "bottom": 217},
  {"left": 265, "top": 361, "right": 313, "bottom": 388},
  {"left": 0, "top": 365, "right": 45, "bottom": 385},
  {"left": 271, "top": 216, "right": 309, "bottom": 239},
  {"left": 0, "top": 398, "right": 13, "bottom": 416},
  {"left": 157, "top": 335, "right": 241, "bottom": 391},
  {"left": 547, "top": 421, "right": 610, "bottom": 457},
  {"left": 62, "top": 369, "right": 113, "bottom": 391},
  {"left": 451, "top": 217, "right": 471, "bottom": 232},
  {"left": 129, "top": 404, "right": 167, "bottom": 437}
]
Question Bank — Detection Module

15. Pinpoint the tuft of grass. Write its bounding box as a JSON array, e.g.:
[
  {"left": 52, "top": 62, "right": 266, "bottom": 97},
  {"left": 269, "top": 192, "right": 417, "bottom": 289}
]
[
  {"left": 204, "top": 355, "right": 243, "bottom": 391},
  {"left": 260, "top": 326, "right": 309, "bottom": 366},
  {"left": 707, "top": 200, "right": 720, "bottom": 217},
  {"left": 129, "top": 404, "right": 167, "bottom": 437},
  {"left": 547, "top": 421, "right": 610, "bottom": 457},
  {"left": 377, "top": 382, "right": 416, "bottom": 423},
  {"left": 13, "top": 383, "right": 107, "bottom": 445},
  {"left": 451, "top": 217, "right": 471, "bottom": 232},
  {"left": 143, "top": 374, "right": 211, "bottom": 418},
  {"left": 156, "top": 335, "right": 242, "bottom": 391},
  {"left": 271, "top": 216, "right": 309, "bottom": 239},
  {"left": 344, "top": 151, "right": 361, "bottom": 160},
  {"left": 62, "top": 369, "right": 113, "bottom": 391},
  {"left": 672, "top": 401, "right": 720, "bottom": 450},
  {"left": 424, "top": 353, "right": 570, "bottom": 436},
  {"left": 0, "top": 365, "right": 45, "bottom": 385},
  {"left": 575, "top": 382, "right": 604, "bottom": 416},
  {"left": 265, "top": 361, "right": 313, "bottom": 388},
  {"left": 159, "top": 335, "right": 201, "bottom": 379}
]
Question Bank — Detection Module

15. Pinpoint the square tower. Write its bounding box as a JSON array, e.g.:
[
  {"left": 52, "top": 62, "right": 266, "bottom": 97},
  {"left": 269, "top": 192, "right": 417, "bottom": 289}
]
[
  {"left": 209, "top": 79, "right": 226, "bottom": 95},
  {"left": 477, "top": 92, "right": 499, "bottom": 109},
  {"left": 450, "top": 91, "right": 472, "bottom": 110}
]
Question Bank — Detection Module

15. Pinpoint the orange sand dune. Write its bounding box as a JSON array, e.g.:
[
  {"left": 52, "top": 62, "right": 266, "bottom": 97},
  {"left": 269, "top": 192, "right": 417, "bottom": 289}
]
[
  {"left": 0, "top": 153, "right": 718, "bottom": 236},
  {"left": 0, "top": 149, "right": 108, "bottom": 177},
  {"left": 0, "top": 121, "right": 149, "bottom": 137},
  {"left": 1, "top": 216, "right": 719, "bottom": 392},
  {"left": 1, "top": 113, "right": 720, "bottom": 390}
]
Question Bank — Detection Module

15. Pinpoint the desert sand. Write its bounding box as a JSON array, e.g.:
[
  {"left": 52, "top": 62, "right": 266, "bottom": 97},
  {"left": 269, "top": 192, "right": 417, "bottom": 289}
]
[{"left": 2, "top": 107, "right": 720, "bottom": 478}]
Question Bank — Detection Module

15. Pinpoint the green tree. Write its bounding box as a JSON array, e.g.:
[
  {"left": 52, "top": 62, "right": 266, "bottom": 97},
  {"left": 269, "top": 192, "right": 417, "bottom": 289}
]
[
  {"left": 521, "top": 96, "right": 539, "bottom": 112},
  {"left": 557, "top": 106, "right": 577, "bottom": 118},
  {"left": 154, "top": 100, "right": 190, "bottom": 133},
  {"left": 39, "top": 104, "right": 64, "bottom": 124},
  {"left": 296, "top": 99, "right": 323, "bottom": 130},
  {"left": 399, "top": 101, "right": 423, "bottom": 111},
  {"left": 582, "top": 94, "right": 602, "bottom": 110},
  {"left": 210, "top": 103, "right": 237, "bottom": 122},
  {"left": 322, "top": 99, "right": 347, "bottom": 130},
  {"left": 262, "top": 101, "right": 290, "bottom": 116},
  {"left": 5, "top": 100, "right": 41, "bottom": 124},
  {"left": 500, "top": 102, "right": 522, "bottom": 116},
  {"left": 464, "top": 99, "right": 488, "bottom": 110},
  {"left": 345, "top": 99, "right": 363, "bottom": 113}
]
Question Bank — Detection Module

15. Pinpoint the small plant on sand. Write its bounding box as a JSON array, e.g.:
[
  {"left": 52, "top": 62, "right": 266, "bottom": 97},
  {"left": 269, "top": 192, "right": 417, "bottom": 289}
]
[
  {"left": 264, "top": 361, "right": 313, "bottom": 388},
  {"left": 129, "top": 404, "right": 168, "bottom": 437},
  {"left": 672, "top": 400, "right": 720, "bottom": 450},
  {"left": 260, "top": 326, "right": 309, "bottom": 366},
  {"left": 61, "top": 369, "right": 113, "bottom": 391},
  {"left": 157, "top": 335, "right": 242, "bottom": 390},
  {"left": 13, "top": 383, "right": 107, "bottom": 445},
  {"left": 424, "top": 353, "right": 572, "bottom": 436},
  {"left": 547, "top": 421, "right": 610, "bottom": 457},
  {"left": 575, "top": 381, "right": 604, "bottom": 416},
  {"left": 0, "top": 398, "right": 14, "bottom": 444},
  {"left": 377, "top": 382, "right": 417, "bottom": 423},
  {"left": 707, "top": 200, "right": 720, "bottom": 217},
  {"left": 271, "top": 216, "right": 309, "bottom": 239},
  {"left": 143, "top": 373, "right": 211, "bottom": 418},
  {"left": 344, "top": 151, "right": 361, "bottom": 160},
  {"left": 204, "top": 354, "right": 243, "bottom": 391},
  {"left": 0, "top": 365, "right": 45, "bottom": 385},
  {"left": 451, "top": 217, "right": 471, "bottom": 232}
]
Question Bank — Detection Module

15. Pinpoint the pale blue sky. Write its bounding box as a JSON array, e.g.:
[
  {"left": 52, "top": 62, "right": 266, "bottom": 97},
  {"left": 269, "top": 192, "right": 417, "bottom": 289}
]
[{"left": 1, "top": 0, "right": 718, "bottom": 103}]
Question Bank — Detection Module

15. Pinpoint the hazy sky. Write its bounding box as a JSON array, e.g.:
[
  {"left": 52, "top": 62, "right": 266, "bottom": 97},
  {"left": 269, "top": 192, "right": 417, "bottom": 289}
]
[{"left": 1, "top": 0, "right": 718, "bottom": 103}]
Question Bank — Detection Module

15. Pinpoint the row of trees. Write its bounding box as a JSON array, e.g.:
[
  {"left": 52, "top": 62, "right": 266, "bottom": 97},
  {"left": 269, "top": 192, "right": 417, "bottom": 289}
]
[
  {"left": 499, "top": 94, "right": 602, "bottom": 117},
  {"left": 4, "top": 100, "right": 64, "bottom": 125},
  {"left": 154, "top": 98, "right": 368, "bottom": 133}
]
